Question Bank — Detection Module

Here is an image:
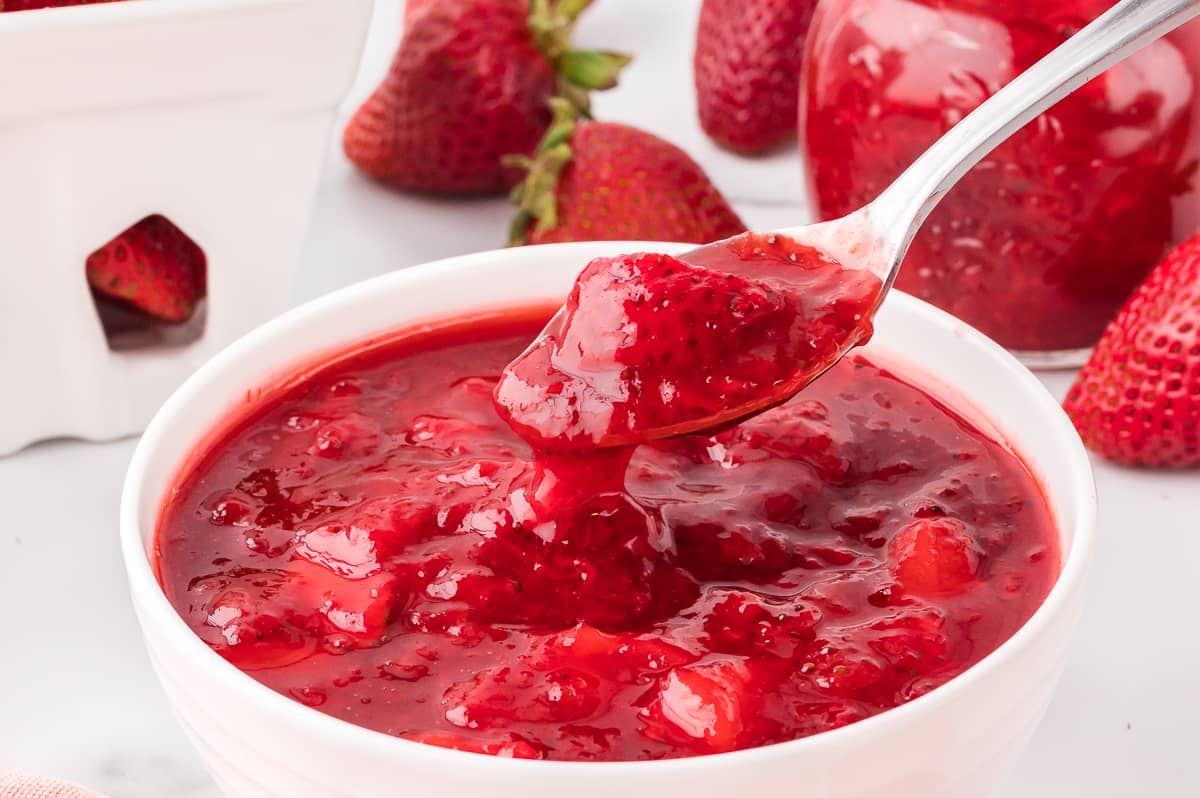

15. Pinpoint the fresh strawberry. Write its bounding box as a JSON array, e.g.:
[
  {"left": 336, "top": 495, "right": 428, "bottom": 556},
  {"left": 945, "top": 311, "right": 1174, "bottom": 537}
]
[
  {"left": 345, "top": 0, "right": 629, "bottom": 194},
  {"left": 888, "top": 517, "right": 981, "bottom": 597},
  {"left": 2, "top": 0, "right": 125, "bottom": 10},
  {"left": 85, "top": 215, "right": 206, "bottom": 324},
  {"left": 1064, "top": 234, "right": 1200, "bottom": 467},
  {"left": 508, "top": 101, "right": 746, "bottom": 245},
  {"left": 693, "top": 0, "right": 818, "bottom": 154}
]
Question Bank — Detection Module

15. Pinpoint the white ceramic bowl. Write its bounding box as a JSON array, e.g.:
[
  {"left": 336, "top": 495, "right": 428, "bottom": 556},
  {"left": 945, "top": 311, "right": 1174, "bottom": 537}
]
[
  {"left": 122, "top": 241, "right": 1097, "bottom": 798},
  {"left": 0, "top": 0, "right": 372, "bottom": 455}
]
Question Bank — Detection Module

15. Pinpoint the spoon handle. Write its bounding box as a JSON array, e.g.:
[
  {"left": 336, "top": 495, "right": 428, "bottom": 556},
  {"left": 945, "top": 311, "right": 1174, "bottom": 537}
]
[{"left": 866, "top": 0, "right": 1200, "bottom": 266}]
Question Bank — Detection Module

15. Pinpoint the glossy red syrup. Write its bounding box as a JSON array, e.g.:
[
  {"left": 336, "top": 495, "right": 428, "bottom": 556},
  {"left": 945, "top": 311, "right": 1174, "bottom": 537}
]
[
  {"left": 802, "top": 0, "right": 1200, "bottom": 352},
  {"left": 157, "top": 309, "right": 1058, "bottom": 760},
  {"left": 495, "top": 234, "right": 882, "bottom": 449}
]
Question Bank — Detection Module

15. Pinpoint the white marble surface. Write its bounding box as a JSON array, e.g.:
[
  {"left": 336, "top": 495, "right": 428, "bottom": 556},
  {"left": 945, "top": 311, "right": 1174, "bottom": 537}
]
[{"left": 1, "top": 1, "right": 1197, "bottom": 795}]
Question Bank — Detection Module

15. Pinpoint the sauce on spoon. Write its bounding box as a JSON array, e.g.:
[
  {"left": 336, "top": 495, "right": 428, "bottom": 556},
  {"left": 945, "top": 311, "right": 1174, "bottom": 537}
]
[{"left": 494, "top": 232, "right": 882, "bottom": 450}]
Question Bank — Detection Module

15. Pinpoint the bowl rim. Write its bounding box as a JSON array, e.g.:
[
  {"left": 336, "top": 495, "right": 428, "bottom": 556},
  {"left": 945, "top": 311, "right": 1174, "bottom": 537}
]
[{"left": 120, "top": 240, "right": 1098, "bottom": 773}]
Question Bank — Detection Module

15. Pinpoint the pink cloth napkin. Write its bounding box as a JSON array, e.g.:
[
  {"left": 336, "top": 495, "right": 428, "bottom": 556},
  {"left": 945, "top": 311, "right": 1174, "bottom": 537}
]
[{"left": 0, "top": 771, "right": 103, "bottom": 798}]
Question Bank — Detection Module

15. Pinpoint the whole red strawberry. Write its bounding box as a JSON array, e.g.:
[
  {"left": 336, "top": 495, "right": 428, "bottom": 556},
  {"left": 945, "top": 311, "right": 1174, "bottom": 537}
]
[
  {"left": 86, "top": 215, "right": 207, "bottom": 324},
  {"left": 508, "top": 101, "right": 746, "bottom": 245},
  {"left": 694, "top": 0, "right": 818, "bottom": 154},
  {"left": 1063, "top": 233, "right": 1200, "bottom": 467},
  {"left": 345, "top": 0, "right": 628, "bottom": 195}
]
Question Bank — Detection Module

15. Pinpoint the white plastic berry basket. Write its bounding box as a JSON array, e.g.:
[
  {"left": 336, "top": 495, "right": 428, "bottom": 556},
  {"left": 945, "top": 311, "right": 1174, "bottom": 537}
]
[{"left": 0, "top": 0, "right": 373, "bottom": 455}]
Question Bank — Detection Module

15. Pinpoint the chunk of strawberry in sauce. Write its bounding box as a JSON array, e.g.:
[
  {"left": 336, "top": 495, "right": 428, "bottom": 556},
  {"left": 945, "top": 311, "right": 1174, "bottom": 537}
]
[
  {"left": 203, "top": 577, "right": 317, "bottom": 671},
  {"left": 528, "top": 623, "right": 698, "bottom": 682},
  {"left": 671, "top": 519, "right": 795, "bottom": 583},
  {"left": 442, "top": 666, "right": 607, "bottom": 729},
  {"left": 724, "top": 398, "right": 854, "bottom": 483},
  {"left": 640, "top": 660, "right": 757, "bottom": 754},
  {"left": 700, "top": 590, "right": 820, "bottom": 658},
  {"left": 467, "top": 491, "right": 699, "bottom": 629},
  {"left": 797, "top": 612, "right": 953, "bottom": 707},
  {"left": 309, "top": 413, "right": 381, "bottom": 460},
  {"left": 888, "top": 518, "right": 982, "bottom": 597},
  {"left": 289, "top": 560, "right": 397, "bottom": 644},
  {"left": 798, "top": 640, "right": 890, "bottom": 701},
  {"left": 866, "top": 610, "right": 950, "bottom": 676},
  {"left": 293, "top": 497, "right": 435, "bottom": 579}
]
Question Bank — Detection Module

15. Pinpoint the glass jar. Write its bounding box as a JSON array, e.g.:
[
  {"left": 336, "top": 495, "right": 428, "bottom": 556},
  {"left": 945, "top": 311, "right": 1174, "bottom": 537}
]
[{"left": 800, "top": 0, "right": 1200, "bottom": 363}]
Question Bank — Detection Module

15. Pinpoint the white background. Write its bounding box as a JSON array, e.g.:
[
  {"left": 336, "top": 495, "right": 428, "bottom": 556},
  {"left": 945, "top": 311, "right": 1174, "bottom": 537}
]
[{"left": 1, "top": 1, "right": 1197, "bottom": 795}]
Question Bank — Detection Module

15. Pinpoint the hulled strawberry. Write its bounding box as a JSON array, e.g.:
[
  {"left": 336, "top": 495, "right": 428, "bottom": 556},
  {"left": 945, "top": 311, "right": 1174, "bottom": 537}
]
[
  {"left": 508, "top": 100, "right": 746, "bottom": 245},
  {"left": 345, "top": 0, "right": 629, "bottom": 194},
  {"left": 85, "top": 215, "right": 207, "bottom": 324},
  {"left": 693, "top": 0, "right": 818, "bottom": 154},
  {"left": 1064, "top": 234, "right": 1200, "bottom": 467}
]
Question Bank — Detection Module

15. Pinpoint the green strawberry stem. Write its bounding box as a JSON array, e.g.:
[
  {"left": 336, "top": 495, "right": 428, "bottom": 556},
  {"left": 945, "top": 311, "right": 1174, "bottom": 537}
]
[
  {"left": 558, "top": 49, "right": 632, "bottom": 91},
  {"left": 527, "top": 0, "right": 593, "bottom": 59},
  {"left": 528, "top": 0, "right": 632, "bottom": 109},
  {"left": 506, "top": 98, "right": 581, "bottom": 246},
  {"left": 507, "top": 1, "right": 632, "bottom": 245}
]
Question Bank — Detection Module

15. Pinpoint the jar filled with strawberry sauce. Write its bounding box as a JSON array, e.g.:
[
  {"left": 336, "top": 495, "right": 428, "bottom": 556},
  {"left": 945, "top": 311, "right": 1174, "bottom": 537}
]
[{"left": 800, "top": 0, "right": 1200, "bottom": 363}]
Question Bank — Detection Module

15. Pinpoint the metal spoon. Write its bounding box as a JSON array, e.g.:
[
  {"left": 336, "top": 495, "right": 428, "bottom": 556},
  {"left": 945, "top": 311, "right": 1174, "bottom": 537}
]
[
  {"left": 498, "top": 0, "right": 1200, "bottom": 449},
  {"left": 705, "top": 0, "right": 1200, "bottom": 424},
  {"left": 789, "top": 0, "right": 1200, "bottom": 322}
]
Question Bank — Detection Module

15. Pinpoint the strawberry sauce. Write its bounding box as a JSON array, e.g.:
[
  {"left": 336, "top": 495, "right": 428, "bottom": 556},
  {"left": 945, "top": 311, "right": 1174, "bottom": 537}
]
[{"left": 158, "top": 287, "right": 1058, "bottom": 758}]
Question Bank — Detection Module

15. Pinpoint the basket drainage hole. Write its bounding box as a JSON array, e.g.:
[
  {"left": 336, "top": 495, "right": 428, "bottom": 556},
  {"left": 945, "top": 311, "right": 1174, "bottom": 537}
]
[{"left": 86, "top": 214, "right": 207, "bottom": 352}]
